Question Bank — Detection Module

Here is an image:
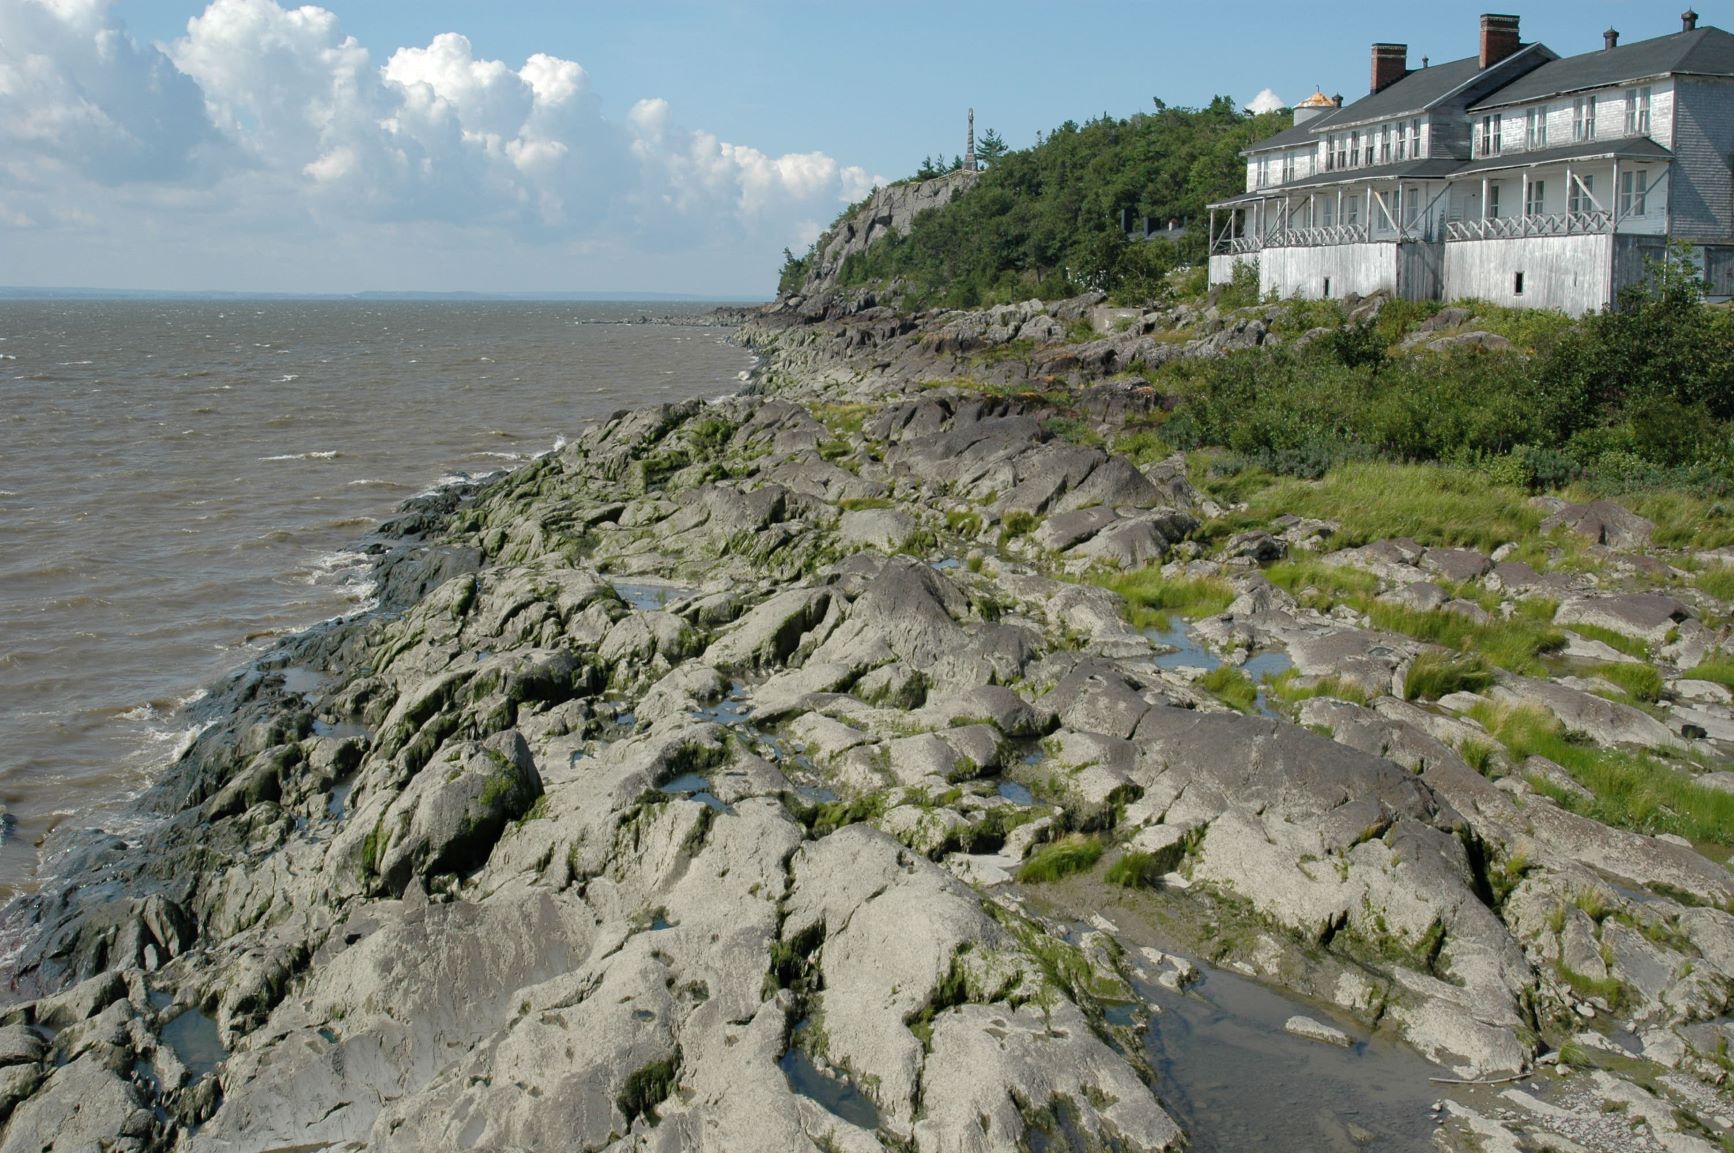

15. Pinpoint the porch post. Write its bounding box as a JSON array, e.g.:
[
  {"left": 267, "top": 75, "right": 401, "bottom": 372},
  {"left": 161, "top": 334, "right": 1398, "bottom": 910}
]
[
  {"left": 1521, "top": 171, "right": 1530, "bottom": 235},
  {"left": 1612, "top": 159, "right": 1621, "bottom": 231},
  {"left": 1365, "top": 185, "right": 1373, "bottom": 239},
  {"left": 1481, "top": 176, "right": 1489, "bottom": 223}
]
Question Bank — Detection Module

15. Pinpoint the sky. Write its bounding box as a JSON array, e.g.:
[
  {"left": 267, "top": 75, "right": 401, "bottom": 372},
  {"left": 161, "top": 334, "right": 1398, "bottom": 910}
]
[{"left": 0, "top": 0, "right": 1696, "bottom": 296}]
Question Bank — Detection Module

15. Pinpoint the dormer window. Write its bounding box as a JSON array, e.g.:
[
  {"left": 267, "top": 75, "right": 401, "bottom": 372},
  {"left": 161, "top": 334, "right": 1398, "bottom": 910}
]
[
  {"left": 1478, "top": 113, "right": 1502, "bottom": 157},
  {"left": 1625, "top": 86, "right": 1652, "bottom": 136}
]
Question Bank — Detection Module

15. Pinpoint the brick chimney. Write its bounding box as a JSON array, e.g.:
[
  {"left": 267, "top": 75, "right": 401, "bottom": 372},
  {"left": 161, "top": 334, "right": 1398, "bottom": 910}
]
[
  {"left": 1683, "top": 9, "right": 1700, "bottom": 31},
  {"left": 1604, "top": 27, "right": 1620, "bottom": 51},
  {"left": 1480, "top": 14, "right": 1522, "bottom": 69},
  {"left": 1371, "top": 44, "right": 1409, "bottom": 94}
]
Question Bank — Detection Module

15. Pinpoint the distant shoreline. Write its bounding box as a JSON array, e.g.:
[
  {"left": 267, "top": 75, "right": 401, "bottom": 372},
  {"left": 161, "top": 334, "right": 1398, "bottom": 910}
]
[{"left": 0, "top": 287, "right": 768, "bottom": 304}]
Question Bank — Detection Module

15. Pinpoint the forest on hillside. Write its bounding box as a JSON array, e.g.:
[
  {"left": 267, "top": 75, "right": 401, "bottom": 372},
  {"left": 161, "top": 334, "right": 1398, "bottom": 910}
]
[{"left": 786, "top": 97, "right": 1288, "bottom": 307}]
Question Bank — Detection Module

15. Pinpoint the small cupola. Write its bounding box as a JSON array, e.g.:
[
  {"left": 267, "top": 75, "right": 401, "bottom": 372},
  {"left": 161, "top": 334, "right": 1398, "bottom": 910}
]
[{"left": 1293, "top": 89, "right": 1337, "bottom": 127}]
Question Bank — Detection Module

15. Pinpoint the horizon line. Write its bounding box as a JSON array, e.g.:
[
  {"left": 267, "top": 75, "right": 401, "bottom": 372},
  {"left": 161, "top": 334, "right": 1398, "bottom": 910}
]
[{"left": 0, "top": 287, "right": 769, "bottom": 303}]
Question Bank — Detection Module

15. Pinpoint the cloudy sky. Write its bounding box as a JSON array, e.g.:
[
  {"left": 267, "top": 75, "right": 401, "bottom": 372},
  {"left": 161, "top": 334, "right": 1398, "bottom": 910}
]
[{"left": 1, "top": 0, "right": 1663, "bottom": 296}]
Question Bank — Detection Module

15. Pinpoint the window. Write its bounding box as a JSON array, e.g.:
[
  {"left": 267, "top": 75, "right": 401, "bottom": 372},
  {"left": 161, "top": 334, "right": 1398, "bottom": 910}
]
[
  {"left": 1403, "top": 186, "right": 1420, "bottom": 229},
  {"left": 1488, "top": 182, "right": 1502, "bottom": 219},
  {"left": 1625, "top": 86, "right": 1652, "bottom": 136},
  {"left": 1333, "top": 134, "right": 1348, "bottom": 170},
  {"left": 1349, "top": 132, "right": 1360, "bottom": 168},
  {"left": 1514, "top": 272, "right": 1525, "bottom": 296},
  {"left": 1574, "top": 95, "right": 1597, "bottom": 142},
  {"left": 1282, "top": 153, "right": 1295, "bottom": 183},
  {"left": 1526, "top": 107, "right": 1547, "bottom": 149},
  {"left": 1323, "top": 277, "right": 1332, "bottom": 298},
  {"left": 1344, "top": 195, "right": 1360, "bottom": 226},
  {"left": 1322, "top": 196, "right": 1336, "bottom": 227},
  {"left": 1568, "top": 173, "right": 1596, "bottom": 214},
  {"left": 1525, "top": 180, "right": 1546, "bottom": 216},
  {"left": 1413, "top": 119, "right": 1426, "bottom": 159},
  {"left": 1479, "top": 114, "right": 1502, "bottom": 156},
  {"left": 1256, "top": 157, "right": 1269, "bottom": 188},
  {"left": 1620, "top": 169, "right": 1649, "bottom": 215},
  {"left": 1379, "top": 124, "right": 1391, "bottom": 164},
  {"left": 1396, "top": 122, "right": 1408, "bottom": 161}
]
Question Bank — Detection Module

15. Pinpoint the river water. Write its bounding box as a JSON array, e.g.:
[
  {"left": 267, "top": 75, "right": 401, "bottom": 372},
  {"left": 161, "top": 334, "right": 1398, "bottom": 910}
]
[{"left": 0, "top": 300, "right": 754, "bottom": 896}]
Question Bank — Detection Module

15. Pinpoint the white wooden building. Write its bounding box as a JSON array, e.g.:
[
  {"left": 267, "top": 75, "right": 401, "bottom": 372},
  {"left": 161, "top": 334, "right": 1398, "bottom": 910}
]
[{"left": 1208, "top": 12, "right": 1734, "bottom": 314}]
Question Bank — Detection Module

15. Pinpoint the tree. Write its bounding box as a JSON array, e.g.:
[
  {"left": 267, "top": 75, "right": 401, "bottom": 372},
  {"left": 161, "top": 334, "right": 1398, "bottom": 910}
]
[{"left": 976, "top": 128, "right": 1009, "bottom": 165}]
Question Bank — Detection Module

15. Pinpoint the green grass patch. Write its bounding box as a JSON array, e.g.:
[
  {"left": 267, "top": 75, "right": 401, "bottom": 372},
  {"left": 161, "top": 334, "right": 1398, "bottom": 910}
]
[
  {"left": 1469, "top": 702, "right": 1734, "bottom": 845},
  {"left": 1105, "top": 851, "right": 1167, "bottom": 889},
  {"left": 1694, "top": 565, "right": 1734, "bottom": 603},
  {"left": 1110, "top": 426, "right": 1171, "bottom": 466},
  {"left": 1608, "top": 489, "right": 1734, "bottom": 550},
  {"left": 1262, "top": 555, "right": 1380, "bottom": 610},
  {"left": 1199, "top": 665, "right": 1259, "bottom": 713},
  {"left": 998, "top": 509, "right": 1040, "bottom": 545},
  {"left": 1017, "top": 835, "right": 1105, "bottom": 884},
  {"left": 838, "top": 497, "right": 895, "bottom": 512},
  {"left": 1403, "top": 651, "right": 1494, "bottom": 701},
  {"left": 1265, "top": 668, "right": 1372, "bottom": 706},
  {"left": 1685, "top": 659, "right": 1734, "bottom": 690},
  {"left": 1591, "top": 662, "right": 1663, "bottom": 704},
  {"left": 1247, "top": 461, "right": 1540, "bottom": 552},
  {"left": 1563, "top": 622, "right": 1651, "bottom": 660},
  {"left": 1094, "top": 569, "right": 1235, "bottom": 631},
  {"left": 1366, "top": 601, "right": 1565, "bottom": 676}
]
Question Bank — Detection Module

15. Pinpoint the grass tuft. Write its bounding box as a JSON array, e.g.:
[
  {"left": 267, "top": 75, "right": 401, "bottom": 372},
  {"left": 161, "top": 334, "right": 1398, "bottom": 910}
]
[
  {"left": 1095, "top": 570, "right": 1235, "bottom": 631},
  {"left": 1247, "top": 461, "right": 1541, "bottom": 552},
  {"left": 1017, "top": 835, "right": 1105, "bottom": 884},
  {"left": 1199, "top": 665, "right": 1259, "bottom": 713},
  {"left": 1403, "top": 651, "right": 1494, "bottom": 701}
]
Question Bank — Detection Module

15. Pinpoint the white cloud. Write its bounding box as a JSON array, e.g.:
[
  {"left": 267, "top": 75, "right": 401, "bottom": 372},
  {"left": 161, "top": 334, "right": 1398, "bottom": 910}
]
[
  {"left": 0, "top": 0, "right": 883, "bottom": 290},
  {"left": 1246, "top": 88, "right": 1287, "bottom": 115}
]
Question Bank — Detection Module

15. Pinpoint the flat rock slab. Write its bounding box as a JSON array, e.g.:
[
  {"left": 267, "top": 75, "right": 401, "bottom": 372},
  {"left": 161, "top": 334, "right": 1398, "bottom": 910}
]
[
  {"left": 1555, "top": 593, "right": 1691, "bottom": 644},
  {"left": 1284, "top": 1015, "right": 1353, "bottom": 1048},
  {"left": 1542, "top": 499, "right": 1654, "bottom": 549}
]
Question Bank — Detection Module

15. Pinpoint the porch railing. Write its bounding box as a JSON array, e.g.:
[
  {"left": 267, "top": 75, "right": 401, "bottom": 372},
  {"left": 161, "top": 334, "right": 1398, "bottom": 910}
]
[{"left": 1445, "top": 211, "right": 1613, "bottom": 241}]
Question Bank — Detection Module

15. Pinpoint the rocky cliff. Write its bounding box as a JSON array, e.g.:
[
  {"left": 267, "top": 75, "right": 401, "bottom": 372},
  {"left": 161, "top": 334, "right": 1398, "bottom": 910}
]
[
  {"left": 789, "top": 170, "right": 976, "bottom": 304},
  {"left": 0, "top": 299, "right": 1732, "bottom": 1153}
]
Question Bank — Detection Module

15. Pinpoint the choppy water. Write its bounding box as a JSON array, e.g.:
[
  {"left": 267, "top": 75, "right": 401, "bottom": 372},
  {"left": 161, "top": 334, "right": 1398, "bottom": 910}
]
[{"left": 0, "top": 300, "right": 754, "bottom": 895}]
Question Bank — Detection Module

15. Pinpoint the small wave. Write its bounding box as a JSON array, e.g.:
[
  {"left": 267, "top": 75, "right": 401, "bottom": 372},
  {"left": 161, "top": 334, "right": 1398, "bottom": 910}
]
[
  {"left": 486, "top": 429, "right": 518, "bottom": 440},
  {"left": 57, "top": 360, "right": 94, "bottom": 366},
  {"left": 275, "top": 374, "right": 299, "bottom": 383},
  {"left": 475, "top": 451, "right": 523, "bottom": 461},
  {"left": 346, "top": 478, "right": 411, "bottom": 490},
  {"left": 258, "top": 451, "right": 341, "bottom": 462},
  {"left": 0, "top": 354, "right": 15, "bottom": 361}
]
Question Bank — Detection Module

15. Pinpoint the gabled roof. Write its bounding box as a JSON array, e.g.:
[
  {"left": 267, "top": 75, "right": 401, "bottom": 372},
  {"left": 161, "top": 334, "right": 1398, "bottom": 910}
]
[
  {"left": 1329, "top": 42, "right": 1555, "bottom": 128},
  {"left": 1469, "top": 26, "right": 1734, "bottom": 110}
]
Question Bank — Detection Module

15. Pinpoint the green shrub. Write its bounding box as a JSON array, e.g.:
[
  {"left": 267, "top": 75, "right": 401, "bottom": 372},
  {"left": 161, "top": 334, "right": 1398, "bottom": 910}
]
[{"left": 1018, "top": 835, "right": 1105, "bottom": 883}]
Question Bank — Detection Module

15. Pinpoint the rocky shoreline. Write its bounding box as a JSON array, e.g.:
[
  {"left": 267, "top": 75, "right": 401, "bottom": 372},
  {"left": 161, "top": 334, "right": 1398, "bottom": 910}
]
[{"left": 0, "top": 297, "right": 1731, "bottom": 1152}]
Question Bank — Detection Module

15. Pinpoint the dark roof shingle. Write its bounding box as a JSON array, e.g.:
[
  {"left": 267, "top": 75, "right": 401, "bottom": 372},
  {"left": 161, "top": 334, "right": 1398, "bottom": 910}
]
[{"left": 1470, "top": 27, "right": 1734, "bottom": 109}]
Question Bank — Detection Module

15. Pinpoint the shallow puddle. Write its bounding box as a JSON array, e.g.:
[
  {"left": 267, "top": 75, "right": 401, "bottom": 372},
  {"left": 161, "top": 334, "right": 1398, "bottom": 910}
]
[
  {"left": 658, "top": 773, "right": 733, "bottom": 813},
  {"left": 997, "top": 779, "right": 1036, "bottom": 806},
  {"left": 610, "top": 580, "right": 697, "bottom": 612},
  {"left": 160, "top": 1008, "right": 226, "bottom": 1080},
  {"left": 780, "top": 1037, "right": 880, "bottom": 1131},
  {"left": 1142, "top": 960, "right": 1447, "bottom": 1152},
  {"left": 1147, "top": 620, "right": 1292, "bottom": 718}
]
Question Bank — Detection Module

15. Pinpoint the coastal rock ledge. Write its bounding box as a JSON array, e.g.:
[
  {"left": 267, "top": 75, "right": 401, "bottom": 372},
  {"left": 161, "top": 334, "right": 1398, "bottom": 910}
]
[{"left": 0, "top": 301, "right": 1731, "bottom": 1153}]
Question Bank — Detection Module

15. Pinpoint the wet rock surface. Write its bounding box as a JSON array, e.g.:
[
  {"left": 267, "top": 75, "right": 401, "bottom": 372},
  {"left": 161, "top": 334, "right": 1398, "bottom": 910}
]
[{"left": 0, "top": 300, "right": 1731, "bottom": 1153}]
